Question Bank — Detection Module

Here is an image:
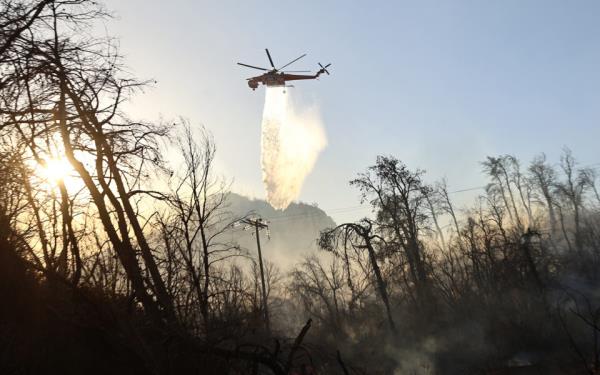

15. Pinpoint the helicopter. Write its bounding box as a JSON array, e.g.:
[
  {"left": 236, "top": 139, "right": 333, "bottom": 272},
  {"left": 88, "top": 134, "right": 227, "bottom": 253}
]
[{"left": 237, "top": 48, "right": 331, "bottom": 91}]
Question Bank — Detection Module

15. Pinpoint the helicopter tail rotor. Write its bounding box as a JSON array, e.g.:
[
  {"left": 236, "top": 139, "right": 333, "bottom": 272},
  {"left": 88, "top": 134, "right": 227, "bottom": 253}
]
[{"left": 318, "top": 62, "right": 331, "bottom": 75}]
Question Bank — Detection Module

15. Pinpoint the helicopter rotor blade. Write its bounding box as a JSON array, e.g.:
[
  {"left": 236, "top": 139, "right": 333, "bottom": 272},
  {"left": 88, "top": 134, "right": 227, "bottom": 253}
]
[
  {"left": 265, "top": 49, "right": 275, "bottom": 69},
  {"left": 237, "top": 62, "right": 268, "bottom": 71},
  {"left": 278, "top": 53, "right": 307, "bottom": 70},
  {"left": 282, "top": 70, "right": 311, "bottom": 73}
]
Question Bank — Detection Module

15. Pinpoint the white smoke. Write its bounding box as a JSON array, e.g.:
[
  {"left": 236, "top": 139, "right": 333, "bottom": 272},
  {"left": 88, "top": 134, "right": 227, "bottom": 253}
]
[{"left": 261, "top": 87, "right": 327, "bottom": 210}]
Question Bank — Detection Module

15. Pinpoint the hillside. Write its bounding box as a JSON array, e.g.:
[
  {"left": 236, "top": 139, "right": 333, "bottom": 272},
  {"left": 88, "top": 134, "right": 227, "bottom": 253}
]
[{"left": 226, "top": 193, "right": 336, "bottom": 269}]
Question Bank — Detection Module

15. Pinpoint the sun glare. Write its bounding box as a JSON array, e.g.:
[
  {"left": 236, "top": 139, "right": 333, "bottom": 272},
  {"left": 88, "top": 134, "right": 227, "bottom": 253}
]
[{"left": 39, "top": 158, "right": 73, "bottom": 185}]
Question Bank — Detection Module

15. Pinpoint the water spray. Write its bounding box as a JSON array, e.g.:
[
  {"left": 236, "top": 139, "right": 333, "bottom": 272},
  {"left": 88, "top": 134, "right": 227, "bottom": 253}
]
[{"left": 261, "top": 88, "right": 327, "bottom": 210}]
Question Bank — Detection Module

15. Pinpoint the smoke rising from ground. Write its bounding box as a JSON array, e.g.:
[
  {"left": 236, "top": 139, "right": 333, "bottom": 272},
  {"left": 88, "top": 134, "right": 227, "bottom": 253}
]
[{"left": 261, "top": 87, "right": 327, "bottom": 210}]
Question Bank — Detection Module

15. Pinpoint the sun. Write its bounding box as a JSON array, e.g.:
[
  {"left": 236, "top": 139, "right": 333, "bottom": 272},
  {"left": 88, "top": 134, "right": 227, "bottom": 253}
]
[{"left": 39, "top": 158, "right": 73, "bottom": 185}]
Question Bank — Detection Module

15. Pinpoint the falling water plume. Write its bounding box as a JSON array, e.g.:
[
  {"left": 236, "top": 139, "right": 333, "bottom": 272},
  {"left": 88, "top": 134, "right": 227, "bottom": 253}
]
[{"left": 261, "top": 87, "right": 327, "bottom": 210}]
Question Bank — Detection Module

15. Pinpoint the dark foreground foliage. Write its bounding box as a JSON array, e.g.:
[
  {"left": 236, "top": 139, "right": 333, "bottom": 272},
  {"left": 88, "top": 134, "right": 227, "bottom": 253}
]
[{"left": 0, "top": 223, "right": 325, "bottom": 375}]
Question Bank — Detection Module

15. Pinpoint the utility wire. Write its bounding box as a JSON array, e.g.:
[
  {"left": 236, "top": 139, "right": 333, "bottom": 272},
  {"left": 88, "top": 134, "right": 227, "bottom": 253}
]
[
  {"left": 261, "top": 185, "right": 488, "bottom": 222},
  {"left": 240, "top": 161, "right": 600, "bottom": 224}
]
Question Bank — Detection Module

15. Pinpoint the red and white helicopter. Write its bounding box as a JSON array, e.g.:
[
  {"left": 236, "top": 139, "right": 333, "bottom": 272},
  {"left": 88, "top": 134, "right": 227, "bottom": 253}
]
[{"left": 238, "top": 48, "right": 331, "bottom": 91}]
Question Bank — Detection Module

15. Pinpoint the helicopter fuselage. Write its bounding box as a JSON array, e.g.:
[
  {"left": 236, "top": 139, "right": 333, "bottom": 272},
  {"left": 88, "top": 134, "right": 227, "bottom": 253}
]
[{"left": 247, "top": 71, "right": 321, "bottom": 90}]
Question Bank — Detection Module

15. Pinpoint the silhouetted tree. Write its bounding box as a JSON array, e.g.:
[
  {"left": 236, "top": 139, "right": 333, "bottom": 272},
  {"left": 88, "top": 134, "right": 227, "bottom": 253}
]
[
  {"left": 529, "top": 153, "right": 558, "bottom": 233},
  {"left": 350, "top": 155, "right": 430, "bottom": 298},
  {"left": 320, "top": 219, "right": 396, "bottom": 332}
]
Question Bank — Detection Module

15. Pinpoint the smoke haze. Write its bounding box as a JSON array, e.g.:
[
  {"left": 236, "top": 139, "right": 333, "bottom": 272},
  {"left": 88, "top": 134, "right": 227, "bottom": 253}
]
[{"left": 261, "top": 87, "right": 327, "bottom": 210}]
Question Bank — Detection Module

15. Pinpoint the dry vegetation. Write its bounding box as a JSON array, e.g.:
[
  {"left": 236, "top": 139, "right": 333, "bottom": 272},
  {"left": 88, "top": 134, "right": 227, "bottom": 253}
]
[{"left": 1, "top": 1, "right": 600, "bottom": 374}]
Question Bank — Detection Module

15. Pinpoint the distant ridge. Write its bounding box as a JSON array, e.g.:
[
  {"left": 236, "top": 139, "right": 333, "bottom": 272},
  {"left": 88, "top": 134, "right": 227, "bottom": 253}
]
[{"left": 226, "top": 193, "right": 336, "bottom": 268}]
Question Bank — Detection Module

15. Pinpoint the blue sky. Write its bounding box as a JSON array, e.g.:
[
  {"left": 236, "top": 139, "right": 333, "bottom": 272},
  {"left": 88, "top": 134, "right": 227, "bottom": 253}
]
[{"left": 104, "top": 0, "right": 600, "bottom": 222}]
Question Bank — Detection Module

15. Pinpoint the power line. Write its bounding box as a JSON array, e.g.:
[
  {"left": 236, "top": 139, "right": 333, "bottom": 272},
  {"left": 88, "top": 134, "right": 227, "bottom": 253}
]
[
  {"left": 448, "top": 186, "right": 487, "bottom": 194},
  {"left": 262, "top": 185, "right": 486, "bottom": 223},
  {"left": 247, "top": 160, "right": 600, "bottom": 223},
  {"left": 257, "top": 187, "right": 489, "bottom": 223}
]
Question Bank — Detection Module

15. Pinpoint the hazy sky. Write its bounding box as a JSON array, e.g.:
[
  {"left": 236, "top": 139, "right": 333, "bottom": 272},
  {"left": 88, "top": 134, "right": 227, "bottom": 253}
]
[{"left": 103, "top": 0, "right": 600, "bottom": 222}]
